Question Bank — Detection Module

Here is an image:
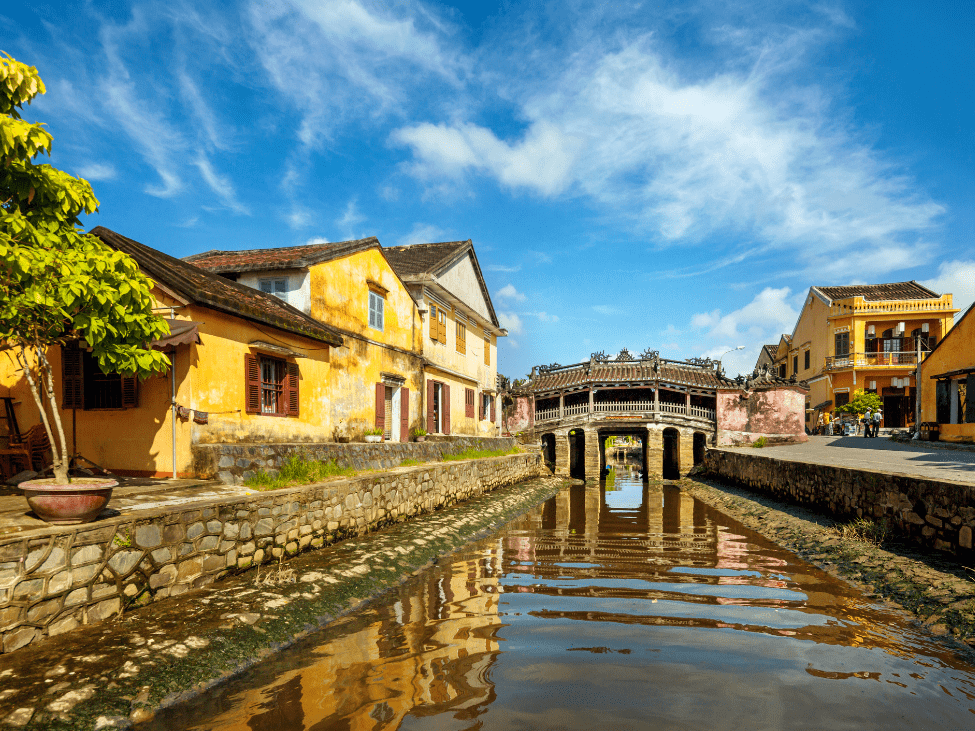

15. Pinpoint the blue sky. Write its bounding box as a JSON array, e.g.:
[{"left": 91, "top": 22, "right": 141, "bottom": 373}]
[{"left": 4, "top": 0, "right": 973, "bottom": 378}]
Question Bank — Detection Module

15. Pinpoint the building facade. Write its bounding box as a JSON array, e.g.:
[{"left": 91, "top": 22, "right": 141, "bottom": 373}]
[
  {"left": 919, "top": 304, "right": 974, "bottom": 443},
  {"left": 776, "top": 281, "right": 957, "bottom": 429},
  {"left": 383, "top": 241, "right": 506, "bottom": 437}
]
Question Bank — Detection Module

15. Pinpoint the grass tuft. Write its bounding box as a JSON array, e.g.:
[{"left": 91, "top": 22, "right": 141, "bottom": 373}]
[
  {"left": 752, "top": 436, "right": 768, "bottom": 448},
  {"left": 244, "top": 454, "right": 355, "bottom": 490},
  {"left": 442, "top": 446, "right": 520, "bottom": 462},
  {"left": 832, "top": 517, "right": 890, "bottom": 546},
  {"left": 399, "top": 458, "right": 422, "bottom": 467}
]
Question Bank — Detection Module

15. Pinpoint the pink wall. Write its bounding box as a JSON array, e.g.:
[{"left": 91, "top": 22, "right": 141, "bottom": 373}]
[
  {"left": 716, "top": 386, "right": 807, "bottom": 446},
  {"left": 502, "top": 394, "right": 534, "bottom": 435}
]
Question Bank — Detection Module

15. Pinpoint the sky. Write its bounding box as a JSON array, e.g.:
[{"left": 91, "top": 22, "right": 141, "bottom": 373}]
[{"left": 4, "top": 0, "right": 973, "bottom": 379}]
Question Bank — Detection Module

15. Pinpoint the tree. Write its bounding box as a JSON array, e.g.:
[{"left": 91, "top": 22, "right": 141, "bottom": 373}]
[
  {"left": 0, "top": 54, "right": 170, "bottom": 483},
  {"left": 836, "top": 388, "right": 882, "bottom": 417}
]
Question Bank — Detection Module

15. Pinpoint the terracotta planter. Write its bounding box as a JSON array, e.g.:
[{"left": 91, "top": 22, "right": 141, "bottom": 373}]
[
  {"left": 20, "top": 478, "right": 116, "bottom": 525},
  {"left": 414, "top": 436, "right": 427, "bottom": 442}
]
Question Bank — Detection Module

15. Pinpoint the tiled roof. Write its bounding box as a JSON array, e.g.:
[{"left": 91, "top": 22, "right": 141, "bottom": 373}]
[
  {"left": 91, "top": 227, "right": 344, "bottom": 347},
  {"left": 762, "top": 344, "right": 778, "bottom": 359},
  {"left": 814, "top": 281, "right": 940, "bottom": 302},
  {"left": 183, "top": 237, "right": 380, "bottom": 274},
  {"left": 530, "top": 360, "right": 733, "bottom": 393},
  {"left": 382, "top": 241, "right": 470, "bottom": 278}
]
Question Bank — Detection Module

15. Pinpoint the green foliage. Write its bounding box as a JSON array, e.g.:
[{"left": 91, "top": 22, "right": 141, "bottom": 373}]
[
  {"left": 410, "top": 427, "right": 427, "bottom": 437},
  {"left": 244, "top": 454, "right": 355, "bottom": 490},
  {"left": 836, "top": 389, "right": 883, "bottom": 417},
  {"left": 752, "top": 437, "right": 768, "bottom": 448},
  {"left": 442, "top": 446, "right": 520, "bottom": 462},
  {"left": 364, "top": 428, "right": 384, "bottom": 436},
  {"left": 399, "top": 458, "right": 422, "bottom": 467},
  {"left": 1, "top": 54, "right": 170, "bottom": 480}
]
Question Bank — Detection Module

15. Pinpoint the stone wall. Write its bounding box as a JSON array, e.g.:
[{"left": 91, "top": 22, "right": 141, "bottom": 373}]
[
  {"left": 193, "top": 436, "right": 517, "bottom": 485},
  {"left": 703, "top": 449, "right": 975, "bottom": 558},
  {"left": 0, "top": 452, "right": 544, "bottom": 654}
]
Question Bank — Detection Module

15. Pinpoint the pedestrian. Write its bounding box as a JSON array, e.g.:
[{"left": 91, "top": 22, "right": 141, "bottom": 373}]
[
  {"left": 825, "top": 413, "right": 833, "bottom": 436},
  {"left": 862, "top": 409, "right": 871, "bottom": 437},
  {"left": 872, "top": 408, "right": 882, "bottom": 438}
]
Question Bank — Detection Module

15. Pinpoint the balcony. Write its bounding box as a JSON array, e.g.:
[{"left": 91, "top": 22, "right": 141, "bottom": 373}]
[
  {"left": 828, "top": 294, "right": 955, "bottom": 319},
  {"left": 535, "top": 401, "right": 716, "bottom": 423},
  {"left": 824, "top": 351, "right": 924, "bottom": 371}
]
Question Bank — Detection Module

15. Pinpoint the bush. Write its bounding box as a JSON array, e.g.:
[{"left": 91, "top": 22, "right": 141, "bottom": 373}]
[
  {"left": 442, "top": 446, "right": 520, "bottom": 462},
  {"left": 752, "top": 437, "right": 768, "bottom": 448},
  {"left": 244, "top": 455, "right": 354, "bottom": 490}
]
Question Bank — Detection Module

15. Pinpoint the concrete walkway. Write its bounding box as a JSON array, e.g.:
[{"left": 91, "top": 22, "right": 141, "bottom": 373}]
[{"left": 722, "top": 435, "right": 975, "bottom": 485}]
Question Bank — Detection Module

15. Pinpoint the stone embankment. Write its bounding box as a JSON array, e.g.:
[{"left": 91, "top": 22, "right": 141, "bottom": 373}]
[
  {"left": 683, "top": 477, "right": 975, "bottom": 648},
  {"left": 0, "top": 452, "right": 544, "bottom": 655},
  {"left": 193, "top": 436, "right": 518, "bottom": 484},
  {"left": 0, "top": 475, "right": 568, "bottom": 730},
  {"left": 703, "top": 449, "right": 975, "bottom": 558}
]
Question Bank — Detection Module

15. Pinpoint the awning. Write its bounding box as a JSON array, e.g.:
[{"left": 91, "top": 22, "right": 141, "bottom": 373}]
[
  {"left": 812, "top": 399, "right": 832, "bottom": 410},
  {"left": 150, "top": 319, "right": 203, "bottom": 350},
  {"left": 929, "top": 367, "right": 975, "bottom": 380}
]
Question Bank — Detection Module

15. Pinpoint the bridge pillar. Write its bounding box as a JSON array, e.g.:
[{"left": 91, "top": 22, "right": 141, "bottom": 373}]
[
  {"left": 554, "top": 430, "right": 570, "bottom": 477},
  {"left": 645, "top": 425, "right": 664, "bottom": 478},
  {"left": 583, "top": 426, "right": 600, "bottom": 481}
]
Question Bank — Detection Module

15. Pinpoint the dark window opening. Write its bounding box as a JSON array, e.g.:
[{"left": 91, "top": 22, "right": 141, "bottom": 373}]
[
  {"left": 834, "top": 392, "right": 850, "bottom": 410},
  {"left": 62, "top": 346, "right": 138, "bottom": 410},
  {"left": 804, "top": 350, "right": 810, "bottom": 370},
  {"left": 834, "top": 332, "right": 850, "bottom": 357}
]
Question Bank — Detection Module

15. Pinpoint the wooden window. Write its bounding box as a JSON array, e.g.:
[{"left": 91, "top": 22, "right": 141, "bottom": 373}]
[
  {"left": 792, "top": 355, "right": 798, "bottom": 374},
  {"left": 429, "top": 304, "right": 439, "bottom": 341},
  {"left": 481, "top": 393, "right": 491, "bottom": 420},
  {"left": 400, "top": 388, "right": 410, "bottom": 442},
  {"left": 804, "top": 350, "right": 810, "bottom": 370},
  {"left": 490, "top": 396, "right": 496, "bottom": 422},
  {"left": 834, "top": 332, "right": 850, "bottom": 357},
  {"left": 245, "top": 354, "right": 298, "bottom": 416},
  {"left": 483, "top": 335, "right": 490, "bottom": 366},
  {"left": 456, "top": 320, "right": 467, "bottom": 354},
  {"left": 368, "top": 291, "right": 385, "bottom": 331},
  {"left": 465, "top": 388, "right": 475, "bottom": 418},
  {"left": 62, "top": 345, "right": 138, "bottom": 410},
  {"left": 429, "top": 304, "right": 448, "bottom": 344}
]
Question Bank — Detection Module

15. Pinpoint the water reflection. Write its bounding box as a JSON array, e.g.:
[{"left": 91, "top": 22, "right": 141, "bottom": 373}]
[{"left": 151, "top": 475, "right": 975, "bottom": 730}]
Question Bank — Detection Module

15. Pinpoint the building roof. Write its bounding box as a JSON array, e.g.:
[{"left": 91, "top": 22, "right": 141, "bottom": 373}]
[
  {"left": 183, "top": 237, "right": 381, "bottom": 274},
  {"left": 762, "top": 344, "right": 778, "bottom": 360},
  {"left": 530, "top": 359, "right": 734, "bottom": 394},
  {"left": 812, "top": 281, "right": 940, "bottom": 302},
  {"left": 91, "top": 227, "right": 344, "bottom": 347},
  {"left": 383, "top": 240, "right": 501, "bottom": 329}
]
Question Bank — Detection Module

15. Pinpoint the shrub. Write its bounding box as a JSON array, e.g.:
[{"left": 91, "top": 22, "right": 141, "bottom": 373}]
[
  {"left": 752, "top": 437, "right": 768, "bottom": 448},
  {"left": 442, "top": 446, "right": 520, "bottom": 462},
  {"left": 364, "top": 428, "right": 384, "bottom": 436},
  {"left": 244, "top": 455, "right": 354, "bottom": 490}
]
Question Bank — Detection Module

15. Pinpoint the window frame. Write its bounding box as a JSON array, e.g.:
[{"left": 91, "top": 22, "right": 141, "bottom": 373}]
[
  {"left": 62, "top": 345, "right": 138, "bottom": 411},
  {"left": 368, "top": 290, "right": 385, "bottom": 332},
  {"left": 245, "top": 353, "right": 299, "bottom": 417},
  {"left": 259, "top": 277, "right": 288, "bottom": 302},
  {"left": 804, "top": 349, "right": 810, "bottom": 370}
]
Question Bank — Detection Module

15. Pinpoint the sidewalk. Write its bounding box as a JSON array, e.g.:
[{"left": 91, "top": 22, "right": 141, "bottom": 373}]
[{"left": 722, "top": 435, "right": 975, "bottom": 485}]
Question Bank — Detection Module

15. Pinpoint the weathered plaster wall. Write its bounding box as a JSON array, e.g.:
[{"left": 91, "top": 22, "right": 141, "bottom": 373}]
[
  {"left": 920, "top": 307, "right": 974, "bottom": 444},
  {"left": 703, "top": 449, "right": 975, "bottom": 558},
  {"left": 438, "top": 255, "right": 491, "bottom": 322},
  {"left": 715, "top": 387, "right": 808, "bottom": 446},
  {"left": 0, "top": 452, "right": 545, "bottom": 654},
  {"left": 237, "top": 269, "right": 311, "bottom": 315},
  {"left": 192, "top": 436, "right": 518, "bottom": 484},
  {"left": 502, "top": 394, "right": 534, "bottom": 435}
]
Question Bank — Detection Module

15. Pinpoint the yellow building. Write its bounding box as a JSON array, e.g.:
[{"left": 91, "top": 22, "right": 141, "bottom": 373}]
[
  {"left": 0, "top": 227, "right": 345, "bottom": 478},
  {"left": 383, "top": 241, "right": 507, "bottom": 437},
  {"left": 185, "top": 238, "right": 426, "bottom": 441},
  {"left": 772, "top": 282, "right": 958, "bottom": 429},
  {"left": 919, "top": 303, "right": 974, "bottom": 443}
]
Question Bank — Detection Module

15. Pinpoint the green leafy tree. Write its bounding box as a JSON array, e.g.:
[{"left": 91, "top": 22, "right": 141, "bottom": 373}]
[
  {"left": 836, "top": 388, "right": 883, "bottom": 417},
  {"left": 0, "top": 54, "right": 170, "bottom": 483}
]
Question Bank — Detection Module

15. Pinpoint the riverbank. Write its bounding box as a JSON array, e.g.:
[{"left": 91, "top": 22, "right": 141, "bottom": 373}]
[
  {"left": 0, "top": 475, "right": 569, "bottom": 729},
  {"left": 682, "top": 476, "right": 975, "bottom": 650}
]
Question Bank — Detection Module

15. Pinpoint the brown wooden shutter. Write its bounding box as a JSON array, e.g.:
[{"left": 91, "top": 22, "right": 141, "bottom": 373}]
[
  {"left": 400, "top": 387, "right": 410, "bottom": 442},
  {"left": 121, "top": 375, "right": 139, "bottom": 408},
  {"left": 465, "top": 388, "right": 474, "bottom": 418},
  {"left": 62, "top": 346, "right": 84, "bottom": 410},
  {"left": 245, "top": 354, "right": 261, "bottom": 414},
  {"left": 490, "top": 396, "right": 496, "bottom": 422},
  {"left": 286, "top": 362, "right": 300, "bottom": 416},
  {"left": 442, "top": 383, "right": 450, "bottom": 434},
  {"left": 479, "top": 392, "right": 484, "bottom": 420},
  {"left": 426, "top": 380, "right": 436, "bottom": 433},
  {"left": 375, "top": 382, "right": 386, "bottom": 432},
  {"left": 429, "top": 305, "right": 438, "bottom": 341}
]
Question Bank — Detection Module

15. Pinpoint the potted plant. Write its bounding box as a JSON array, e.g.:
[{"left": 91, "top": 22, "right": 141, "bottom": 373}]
[
  {"left": 364, "top": 428, "right": 384, "bottom": 443},
  {"left": 0, "top": 56, "right": 170, "bottom": 523},
  {"left": 411, "top": 427, "right": 428, "bottom": 443}
]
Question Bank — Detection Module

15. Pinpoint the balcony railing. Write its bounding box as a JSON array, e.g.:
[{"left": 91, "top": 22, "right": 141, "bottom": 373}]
[
  {"left": 535, "top": 402, "right": 716, "bottom": 422},
  {"left": 824, "top": 351, "right": 924, "bottom": 371},
  {"left": 828, "top": 295, "right": 954, "bottom": 318}
]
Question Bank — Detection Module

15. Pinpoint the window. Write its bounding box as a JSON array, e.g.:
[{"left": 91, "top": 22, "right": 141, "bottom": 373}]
[
  {"left": 804, "top": 350, "right": 810, "bottom": 370},
  {"left": 834, "top": 391, "right": 850, "bottom": 410},
  {"left": 259, "top": 278, "right": 288, "bottom": 302},
  {"left": 62, "top": 346, "right": 138, "bottom": 410},
  {"left": 429, "top": 303, "right": 447, "bottom": 344},
  {"left": 245, "top": 354, "right": 299, "bottom": 416},
  {"left": 834, "top": 332, "right": 850, "bottom": 357},
  {"left": 484, "top": 334, "right": 491, "bottom": 366},
  {"left": 456, "top": 320, "right": 467, "bottom": 354},
  {"left": 465, "top": 388, "right": 475, "bottom": 418},
  {"left": 368, "top": 290, "right": 385, "bottom": 331},
  {"left": 792, "top": 355, "right": 798, "bottom": 374},
  {"left": 778, "top": 364, "right": 786, "bottom": 378}
]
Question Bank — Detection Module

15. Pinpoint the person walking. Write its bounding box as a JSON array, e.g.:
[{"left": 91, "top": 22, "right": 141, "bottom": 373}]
[
  {"left": 872, "top": 408, "right": 882, "bottom": 438},
  {"left": 862, "top": 409, "right": 872, "bottom": 437}
]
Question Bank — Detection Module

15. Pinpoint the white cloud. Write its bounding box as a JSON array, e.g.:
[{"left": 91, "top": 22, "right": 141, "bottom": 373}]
[
  {"left": 76, "top": 163, "right": 117, "bottom": 181},
  {"left": 287, "top": 204, "right": 314, "bottom": 229},
  {"left": 336, "top": 198, "right": 365, "bottom": 234},
  {"left": 194, "top": 156, "right": 249, "bottom": 215},
  {"left": 535, "top": 311, "right": 559, "bottom": 323},
  {"left": 922, "top": 260, "right": 975, "bottom": 316},
  {"left": 399, "top": 223, "right": 444, "bottom": 247},
  {"left": 593, "top": 305, "right": 622, "bottom": 316},
  {"left": 486, "top": 264, "right": 521, "bottom": 273},
  {"left": 380, "top": 185, "right": 400, "bottom": 201},
  {"left": 303, "top": 236, "right": 330, "bottom": 245},
  {"left": 497, "top": 284, "right": 526, "bottom": 302},
  {"left": 499, "top": 311, "right": 524, "bottom": 336}
]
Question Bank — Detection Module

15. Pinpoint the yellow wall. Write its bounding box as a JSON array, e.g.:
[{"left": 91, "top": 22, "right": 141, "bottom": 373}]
[
  {"left": 920, "top": 307, "right": 974, "bottom": 443},
  {"left": 307, "top": 249, "right": 425, "bottom": 439}
]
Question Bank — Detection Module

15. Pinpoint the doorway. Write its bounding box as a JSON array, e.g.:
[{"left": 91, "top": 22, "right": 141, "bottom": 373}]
[
  {"left": 569, "top": 430, "right": 586, "bottom": 480},
  {"left": 693, "top": 432, "right": 707, "bottom": 466},
  {"left": 541, "top": 434, "right": 556, "bottom": 470}
]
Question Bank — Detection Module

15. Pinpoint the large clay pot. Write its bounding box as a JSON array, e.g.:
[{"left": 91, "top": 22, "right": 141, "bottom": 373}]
[{"left": 20, "top": 478, "right": 116, "bottom": 525}]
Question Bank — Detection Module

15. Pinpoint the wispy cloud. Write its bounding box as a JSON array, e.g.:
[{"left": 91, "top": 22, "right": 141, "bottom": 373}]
[
  {"left": 194, "top": 155, "right": 249, "bottom": 215},
  {"left": 593, "top": 305, "right": 622, "bottom": 316},
  {"left": 399, "top": 223, "right": 444, "bottom": 247},
  {"left": 336, "top": 198, "right": 365, "bottom": 234},
  {"left": 497, "top": 284, "right": 526, "bottom": 302},
  {"left": 76, "top": 162, "right": 117, "bottom": 181},
  {"left": 922, "top": 260, "right": 975, "bottom": 316},
  {"left": 499, "top": 311, "right": 524, "bottom": 335},
  {"left": 486, "top": 264, "right": 522, "bottom": 273}
]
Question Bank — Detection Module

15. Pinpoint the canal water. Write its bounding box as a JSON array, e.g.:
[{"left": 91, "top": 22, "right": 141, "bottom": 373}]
[{"left": 147, "top": 470, "right": 975, "bottom": 729}]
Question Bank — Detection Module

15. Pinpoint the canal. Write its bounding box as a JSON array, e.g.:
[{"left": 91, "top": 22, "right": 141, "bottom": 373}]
[{"left": 145, "top": 471, "right": 975, "bottom": 729}]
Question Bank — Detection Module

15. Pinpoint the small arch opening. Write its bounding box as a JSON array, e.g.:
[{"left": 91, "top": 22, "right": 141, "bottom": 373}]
[
  {"left": 663, "top": 428, "right": 680, "bottom": 480},
  {"left": 693, "top": 432, "right": 707, "bottom": 466}
]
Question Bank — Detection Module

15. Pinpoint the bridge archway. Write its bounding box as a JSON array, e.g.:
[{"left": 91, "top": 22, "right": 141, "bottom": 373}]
[
  {"left": 662, "top": 428, "right": 680, "bottom": 480},
  {"left": 541, "top": 433, "right": 556, "bottom": 470},
  {"left": 693, "top": 432, "right": 707, "bottom": 466},
  {"left": 568, "top": 429, "right": 586, "bottom": 480},
  {"left": 598, "top": 430, "right": 647, "bottom": 479}
]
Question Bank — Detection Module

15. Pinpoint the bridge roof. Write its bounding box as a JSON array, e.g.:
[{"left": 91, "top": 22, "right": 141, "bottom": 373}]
[{"left": 530, "top": 359, "right": 732, "bottom": 394}]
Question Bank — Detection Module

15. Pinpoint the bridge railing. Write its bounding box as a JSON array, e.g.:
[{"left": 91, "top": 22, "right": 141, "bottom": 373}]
[{"left": 534, "top": 402, "right": 716, "bottom": 422}]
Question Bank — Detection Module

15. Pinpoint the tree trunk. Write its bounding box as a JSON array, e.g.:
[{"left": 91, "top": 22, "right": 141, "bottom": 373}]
[
  {"left": 38, "top": 349, "right": 70, "bottom": 483},
  {"left": 16, "top": 347, "right": 68, "bottom": 483}
]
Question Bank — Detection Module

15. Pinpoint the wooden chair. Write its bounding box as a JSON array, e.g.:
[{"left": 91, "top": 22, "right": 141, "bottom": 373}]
[{"left": 0, "top": 424, "right": 51, "bottom": 476}]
